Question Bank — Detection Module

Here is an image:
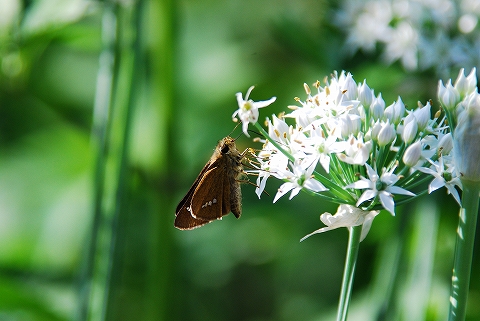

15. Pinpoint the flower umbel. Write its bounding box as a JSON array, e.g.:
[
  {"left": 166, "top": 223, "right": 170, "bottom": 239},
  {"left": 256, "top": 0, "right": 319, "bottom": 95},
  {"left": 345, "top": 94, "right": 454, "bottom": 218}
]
[
  {"left": 230, "top": 69, "right": 474, "bottom": 321},
  {"left": 235, "top": 70, "right": 461, "bottom": 240}
]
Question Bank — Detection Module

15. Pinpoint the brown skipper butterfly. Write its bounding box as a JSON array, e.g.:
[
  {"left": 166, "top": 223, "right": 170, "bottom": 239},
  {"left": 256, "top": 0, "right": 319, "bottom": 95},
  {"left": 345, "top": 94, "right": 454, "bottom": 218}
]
[{"left": 174, "top": 136, "right": 248, "bottom": 230}]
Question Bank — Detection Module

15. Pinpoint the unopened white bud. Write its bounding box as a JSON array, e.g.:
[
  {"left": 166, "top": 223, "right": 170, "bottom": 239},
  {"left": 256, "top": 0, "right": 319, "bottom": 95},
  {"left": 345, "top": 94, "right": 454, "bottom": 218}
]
[
  {"left": 377, "top": 121, "right": 396, "bottom": 147},
  {"left": 403, "top": 141, "right": 422, "bottom": 167}
]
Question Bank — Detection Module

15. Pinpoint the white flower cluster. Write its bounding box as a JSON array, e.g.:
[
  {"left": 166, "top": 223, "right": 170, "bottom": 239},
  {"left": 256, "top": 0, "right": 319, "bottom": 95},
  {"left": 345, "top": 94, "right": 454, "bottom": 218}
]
[
  {"left": 335, "top": 0, "right": 480, "bottom": 75},
  {"left": 233, "top": 70, "right": 469, "bottom": 239},
  {"left": 439, "top": 68, "right": 480, "bottom": 182}
]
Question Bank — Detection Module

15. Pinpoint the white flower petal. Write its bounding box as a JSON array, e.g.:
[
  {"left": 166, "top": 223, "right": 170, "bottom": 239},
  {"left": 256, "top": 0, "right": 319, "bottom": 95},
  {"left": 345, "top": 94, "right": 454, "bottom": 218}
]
[
  {"left": 346, "top": 179, "right": 372, "bottom": 189},
  {"left": 254, "top": 97, "right": 277, "bottom": 108},
  {"left": 365, "top": 163, "right": 378, "bottom": 180},
  {"left": 387, "top": 185, "right": 415, "bottom": 196},
  {"left": 428, "top": 177, "right": 445, "bottom": 193},
  {"left": 301, "top": 204, "right": 380, "bottom": 242},
  {"left": 360, "top": 211, "right": 380, "bottom": 241},
  {"left": 445, "top": 184, "right": 462, "bottom": 205},
  {"left": 379, "top": 191, "right": 395, "bottom": 215},
  {"left": 304, "top": 178, "right": 327, "bottom": 193},
  {"left": 255, "top": 174, "right": 269, "bottom": 198},
  {"left": 288, "top": 186, "right": 302, "bottom": 200},
  {"left": 299, "top": 226, "right": 337, "bottom": 242},
  {"left": 356, "top": 189, "right": 377, "bottom": 206},
  {"left": 319, "top": 154, "right": 331, "bottom": 173},
  {"left": 273, "top": 182, "right": 296, "bottom": 203}
]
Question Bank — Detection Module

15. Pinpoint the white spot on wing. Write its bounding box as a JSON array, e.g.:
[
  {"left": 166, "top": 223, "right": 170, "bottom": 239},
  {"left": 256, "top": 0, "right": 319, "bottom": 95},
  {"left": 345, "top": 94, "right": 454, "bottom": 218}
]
[{"left": 201, "top": 198, "right": 218, "bottom": 208}]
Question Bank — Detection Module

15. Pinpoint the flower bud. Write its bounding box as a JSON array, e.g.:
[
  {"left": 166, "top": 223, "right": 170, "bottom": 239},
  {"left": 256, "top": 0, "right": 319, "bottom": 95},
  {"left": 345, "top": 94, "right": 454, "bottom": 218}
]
[
  {"left": 377, "top": 121, "right": 396, "bottom": 146},
  {"left": 371, "top": 120, "right": 382, "bottom": 141},
  {"left": 402, "top": 116, "right": 418, "bottom": 144},
  {"left": 453, "top": 91, "right": 480, "bottom": 182},
  {"left": 339, "top": 114, "right": 361, "bottom": 138},
  {"left": 384, "top": 97, "right": 405, "bottom": 125},
  {"left": 438, "top": 79, "right": 459, "bottom": 111},
  {"left": 342, "top": 72, "right": 358, "bottom": 100},
  {"left": 438, "top": 132, "right": 453, "bottom": 155},
  {"left": 454, "top": 68, "right": 477, "bottom": 97},
  {"left": 403, "top": 141, "right": 422, "bottom": 167},
  {"left": 358, "top": 80, "right": 374, "bottom": 107},
  {"left": 413, "top": 102, "right": 431, "bottom": 131},
  {"left": 370, "top": 93, "right": 385, "bottom": 120}
]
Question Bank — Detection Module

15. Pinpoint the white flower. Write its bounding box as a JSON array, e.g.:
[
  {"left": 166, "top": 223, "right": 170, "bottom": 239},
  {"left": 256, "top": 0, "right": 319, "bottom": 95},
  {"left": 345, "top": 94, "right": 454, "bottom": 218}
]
[
  {"left": 303, "top": 127, "right": 347, "bottom": 173},
  {"left": 253, "top": 141, "right": 289, "bottom": 198},
  {"left": 384, "top": 21, "right": 419, "bottom": 70},
  {"left": 232, "top": 86, "right": 276, "bottom": 137},
  {"left": 268, "top": 114, "right": 291, "bottom": 145},
  {"left": 346, "top": 163, "right": 415, "bottom": 215},
  {"left": 337, "top": 134, "right": 372, "bottom": 165},
  {"left": 273, "top": 161, "right": 327, "bottom": 203},
  {"left": 415, "top": 156, "right": 462, "bottom": 205},
  {"left": 300, "top": 204, "right": 380, "bottom": 242}
]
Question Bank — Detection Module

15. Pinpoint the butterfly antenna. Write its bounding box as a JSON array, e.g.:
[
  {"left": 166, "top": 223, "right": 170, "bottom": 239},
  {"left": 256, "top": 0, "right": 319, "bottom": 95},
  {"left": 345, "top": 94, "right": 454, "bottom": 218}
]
[{"left": 228, "top": 122, "right": 242, "bottom": 138}]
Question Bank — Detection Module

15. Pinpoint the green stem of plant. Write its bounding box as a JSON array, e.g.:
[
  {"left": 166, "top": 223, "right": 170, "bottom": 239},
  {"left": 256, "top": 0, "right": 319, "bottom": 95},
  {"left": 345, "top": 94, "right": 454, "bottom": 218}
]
[
  {"left": 79, "top": 2, "right": 118, "bottom": 320},
  {"left": 336, "top": 224, "right": 362, "bottom": 321},
  {"left": 448, "top": 179, "right": 480, "bottom": 321}
]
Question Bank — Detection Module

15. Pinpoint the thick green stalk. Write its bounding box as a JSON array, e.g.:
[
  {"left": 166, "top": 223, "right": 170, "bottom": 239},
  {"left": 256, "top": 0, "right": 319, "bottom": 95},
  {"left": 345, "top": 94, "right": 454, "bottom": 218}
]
[
  {"left": 337, "top": 224, "right": 363, "bottom": 321},
  {"left": 448, "top": 180, "right": 480, "bottom": 321},
  {"left": 79, "top": 2, "right": 118, "bottom": 320}
]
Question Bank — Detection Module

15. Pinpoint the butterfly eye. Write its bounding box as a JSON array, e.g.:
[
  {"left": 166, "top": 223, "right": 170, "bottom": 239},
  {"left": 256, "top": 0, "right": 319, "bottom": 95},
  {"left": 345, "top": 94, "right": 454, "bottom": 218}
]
[{"left": 221, "top": 145, "right": 230, "bottom": 154}]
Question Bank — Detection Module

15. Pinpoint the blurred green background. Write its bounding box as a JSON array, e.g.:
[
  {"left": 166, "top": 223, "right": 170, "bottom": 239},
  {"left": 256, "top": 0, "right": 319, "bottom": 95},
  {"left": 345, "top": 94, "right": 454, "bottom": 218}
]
[{"left": 0, "top": 0, "right": 479, "bottom": 320}]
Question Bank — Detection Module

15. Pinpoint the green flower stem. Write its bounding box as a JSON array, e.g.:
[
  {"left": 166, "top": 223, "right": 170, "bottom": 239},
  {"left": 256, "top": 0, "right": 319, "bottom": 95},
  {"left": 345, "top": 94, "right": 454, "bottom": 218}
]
[
  {"left": 254, "top": 122, "right": 294, "bottom": 162},
  {"left": 448, "top": 180, "right": 480, "bottom": 321},
  {"left": 337, "top": 224, "right": 363, "bottom": 321}
]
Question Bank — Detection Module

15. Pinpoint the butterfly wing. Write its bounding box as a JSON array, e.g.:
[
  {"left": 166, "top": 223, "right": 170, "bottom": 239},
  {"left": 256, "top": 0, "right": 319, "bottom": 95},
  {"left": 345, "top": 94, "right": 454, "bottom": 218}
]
[
  {"left": 175, "top": 163, "right": 214, "bottom": 230},
  {"left": 190, "top": 164, "right": 230, "bottom": 220},
  {"left": 174, "top": 136, "right": 243, "bottom": 230}
]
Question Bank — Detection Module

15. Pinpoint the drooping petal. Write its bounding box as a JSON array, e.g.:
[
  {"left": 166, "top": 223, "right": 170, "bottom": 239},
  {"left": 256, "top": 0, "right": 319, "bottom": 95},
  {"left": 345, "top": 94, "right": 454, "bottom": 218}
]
[
  {"left": 255, "top": 174, "right": 269, "bottom": 198},
  {"left": 379, "top": 191, "right": 396, "bottom": 215},
  {"left": 359, "top": 210, "right": 380, "bottom": 241},
  {"left": 300, "top": 204, "right": 380, "bottom": 242},
  {"left": 445, "top": 184, "right": 462, "bottom": 205}
]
